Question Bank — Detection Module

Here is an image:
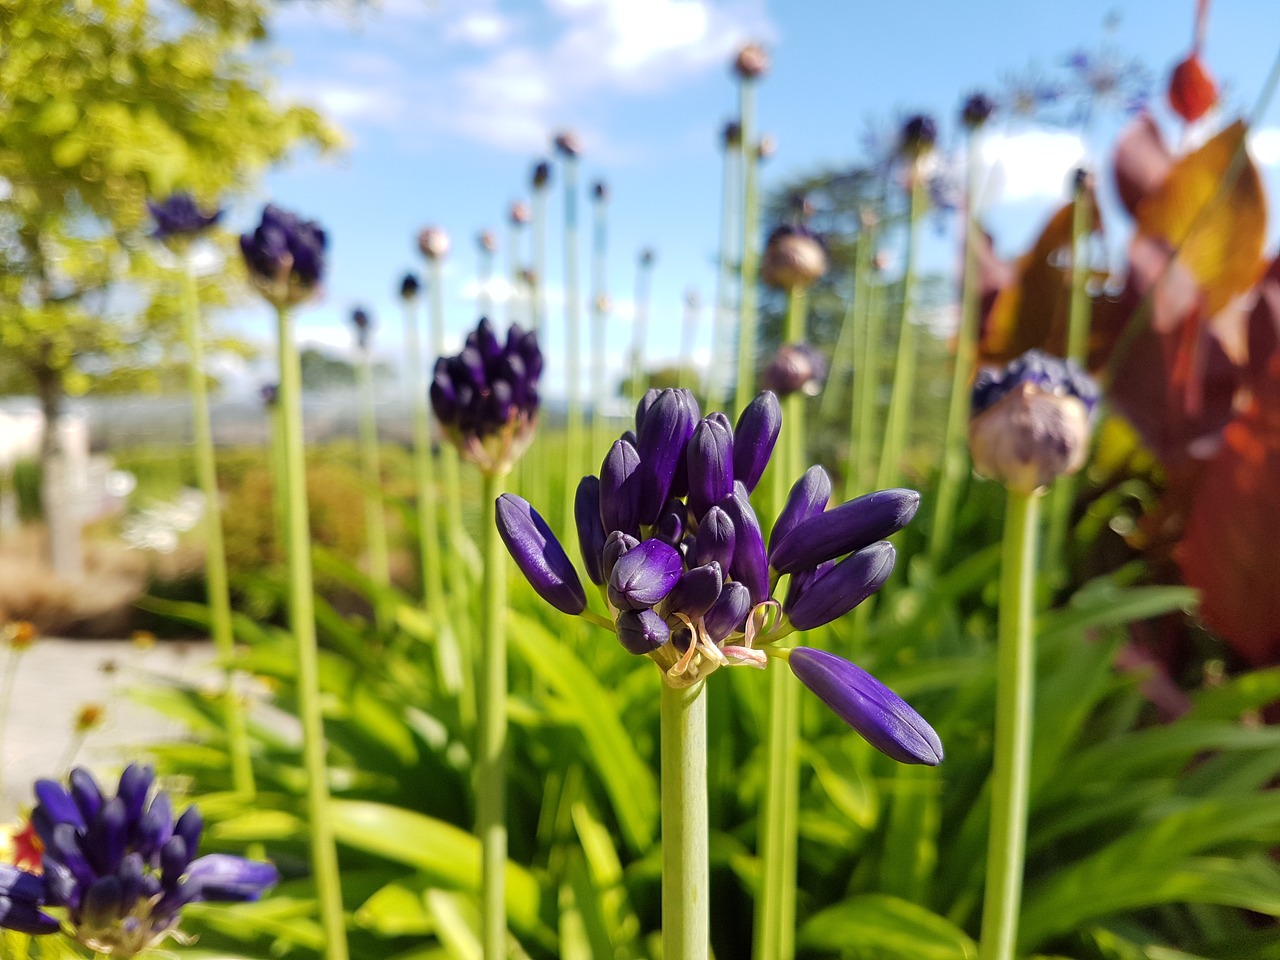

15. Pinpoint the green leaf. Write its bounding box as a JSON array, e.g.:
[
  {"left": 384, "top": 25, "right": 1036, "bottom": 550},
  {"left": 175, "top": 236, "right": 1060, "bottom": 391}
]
[
  {"left": 356, "top": 875, "right": 437, "bottom": 937},
  {"left": 799, "top": 894, "right": 978, "bottom": 959}
]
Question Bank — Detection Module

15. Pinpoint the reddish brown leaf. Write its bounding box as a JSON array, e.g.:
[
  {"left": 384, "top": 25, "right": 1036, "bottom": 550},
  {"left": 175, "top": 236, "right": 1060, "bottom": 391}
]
[
  {"left": 1113, "top": 114, "right": 1173, "bottom": 217},
  {"left": 1245, "top": 253, "right": 1280, "bottom": 387}
]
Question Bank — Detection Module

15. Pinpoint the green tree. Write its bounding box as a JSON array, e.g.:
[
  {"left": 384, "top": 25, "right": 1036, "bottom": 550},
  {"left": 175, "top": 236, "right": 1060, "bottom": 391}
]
[{"left": 0, "top": 0, "right": 337, "bottom": 575}]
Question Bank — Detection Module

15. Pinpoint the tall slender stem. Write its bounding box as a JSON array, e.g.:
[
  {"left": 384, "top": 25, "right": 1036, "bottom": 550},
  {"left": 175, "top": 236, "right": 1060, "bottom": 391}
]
[
  {"left": 979, "top": 489, "right": 1041, "bottom": 960},
  {"left": 179, "top": 261, "right": 255, "bottom": 799},
  {"left": 876, "top": 174, "right": 925, "bottom": 490},
  {"left": 274, "top": 305, "right": 349, "bottom": 960},
  {"left": 818, "top": 234, "right": 864, "bottom": 427},
  {"left": 851, "top": 255, "right": 884, "bottom": 499},
  {"left": 930, "top": 130, "right": 985, "bottom": 564},
  {"left": 356, "top": 341, "right": 390, "bottom": 596},
  {"left": 629, "top": 255, "right": 654, "bottom": 403},
  {"left": 532, "top": 187, "right": 548, "bottom": 339},
  {"left": 591, "top": 190, "right": 610, "bottom": 456},
  {"left": 734, "top": 78, "right": 761, "bottom": 417},
  {"left": 707, "top": 137, "right": 740, "bottom": 408},
  {"left": 755, "top": 285, "right": 806, "bottom": 960},
  {"left": 563, "top": 157, "right": 585, "bottom": 538},
  {"left": 479, "top": 244, "right": 494, "bottom": 318},
  {"left": 661, "top": 680, "right": 709, "bottom": 960},
  {"left": 477, "top": 470, "right": 509, "bottom": 959},
  {"left": 678, "top": 292, "right": 701, "bottom": 391}
]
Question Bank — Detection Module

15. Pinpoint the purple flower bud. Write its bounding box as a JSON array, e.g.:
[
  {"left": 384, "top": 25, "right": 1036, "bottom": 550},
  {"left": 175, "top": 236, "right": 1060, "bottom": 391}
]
[
  {"left": 148, "top": 193, "right": 222, "bottom": 241},
  {"left": 655, "top": 498, "right": 686, "bottom": 546},
  {"left": 69, "top": 767, "right": 104, "bottom": 823},
  {"left": 635, "top": 388, "right": 661, "bottom": 433},
  {"left": 719, "top": 484, "right": 770, "bottom": 605},
  {"left": 789, "top": 646, "right": 942, "bottom": 765},
  {"left": 602, "top": 530, "right": 639, "bottom": 582},
  {"left": 608, "top": 538, "right": 683, "bottom": 611},
  {"left": 694, "top": 505, "right": 736, "bottom": 571},
  {"left": 495, "top": 494, "right": 586, "bottom": 615},
  {"left": 616, "top": 609, "right": 671, "bottom": 655},
  {"left": 574, "top": 477, "right": 607, "bottom": 585},
  {"left": 239, "top": 204, "right": 326, "bottom": 305},
  {"left": 762, "top": 343, "right": 828, "bottom": 397},
  {"left": 0, "top": 864, "right": 59, "bottom": 934},
  {"left": 784, "top": 559, "right": 833, "bottom": 614},
  {"left": 769, "top": 465, "right": 832, "bottom": 554},
  {"left": 961, "top": 91, "right": 996, "bottom": 129},
  {"left": 532, "top": 160, "right": 552, "bottom": 189},
  {"left": 686, "top": 416, "right": 735, "bottom": 519},
  {"left": 661, "top": 562, "right": 723, "bottom": 619},
  {"left": 704, "top": 580, "right": 752, "bottom": 641},
  {"left": 899, "top": 113, "right": 938, "bottom": 159},
  {"left": 600, "top": 439, "right": 642, "bottom": 537},
  {"left": 733, "top": 392, "right": 782, "bottom": 493},
  {"left": 786, "top": 541, "right": 896, "bottom": 631},
  {"left": 770, "top": 488, "right": 919, "bottom": 574},
  {"left": 635, "top": 389, "right": 698, "bottom": 525},
  {"left": 620, "top": 428, "right": 638, "bottom": 448},
  {"left": 399, "top": 273, "right": 420, "bottom": 299}
]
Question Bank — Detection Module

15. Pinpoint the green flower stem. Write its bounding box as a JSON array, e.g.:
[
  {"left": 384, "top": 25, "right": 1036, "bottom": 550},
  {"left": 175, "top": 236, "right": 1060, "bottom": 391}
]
[
  {"left": 734, "top": 76, "right": 761, "bottom": 417},
  {"left": 479, "top": 245, "right": 494, "bottom": 318},
  {"left": 930, "top": 130, "right": 985, "bottom": 565},
  {"left": 707, "top": 136, "right": 739, "bottom": 408},
  {"left": 506, "top": 221, "right": 522, "bottom": 329},
  {"left": 533, "top": 186, "right": 548, "bottom": 339},
  {"left": 1044, "top": 183, "right": 1094, "bottom": 581},
  {"left": 274, "top": 305, "right": 350, "bottom": 960},
  {"left": 754, "top": 285, "right": 807, "bottom": 960},
  {"left": 591, "top": 189, "right": 609, "bottom": 456},
  {"left": 179, "top": 262, "right": 255, "bottom": 800},
  {"left": 355, "top": 343, "right": 391, "bottom": 599},
  {"left": 629, "top": 256, "right": 654, "bottom": 403},
  {"left": 678, "top": 294, "right": 701, "bottom": 391},
  {"left": 979, "top": 488, "right": 1041, "bottom": 960},
  {"left": 818, "top": 236, "right": 864, "bottom": 427},
  {"left": 850, "top": 264, "right": 885, "bottom": 499},
  {"left": 876, "top": 173, "right": 925, "bottom": 491},
  {"left": 563, "top": 156, "right": 585, "bottom": 538},
  {"left": 477, "top": 469, "right": 510, "bottom": 960},
  {"left": 660, "top": 679, "right": 709, "bottom": 960}
]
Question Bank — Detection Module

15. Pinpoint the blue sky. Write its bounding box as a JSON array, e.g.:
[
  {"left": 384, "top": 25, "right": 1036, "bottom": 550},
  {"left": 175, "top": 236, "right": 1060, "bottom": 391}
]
[{"left": 221, "top": 0, "right": 1280, "bottom": 400}]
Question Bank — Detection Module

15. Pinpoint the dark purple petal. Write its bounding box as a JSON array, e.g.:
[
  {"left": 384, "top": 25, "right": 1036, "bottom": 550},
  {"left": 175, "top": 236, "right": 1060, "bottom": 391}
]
[
  {"left": 600, "top": 439, "right": 642, "bottom": 538},
  {"left": 81, "top": 876, "right": 125, "bottom": 927},
  {"left": 733, "top": 392, "right": 781, "bottom": 493},
  {"left": 174, "top": 806, "right": 203, "bottom": 860},
  {"left": 137, "top": 791, "right": 173, "bottom": 860},
  {"left": 686, "top": 417, "right": 735, "bottom": 520},
  {"left": 160, "top": 836, "right": 190, "bottom": 891},
  {"left": 607, "top": 538, "right": 683, "bottom": 611},
  {"left": 49, "top": 823, "right": 94, "bottom": 888},
  {"left": 769, "top": 465, "right": 832, "bottom": 555},
  {"left": 574, "top": 477, "right": 607, "bottom": 585},
  {"left": 718, "top": 485, "right": 770, "bottom": 605},
  {"left": 635, "top": 388, "right": 661, "bottom": 433},
  {"left": 0, "top": 895, "right": 60, "bottom": 935},
  {"left": 116, "top": 763, "right": 154, "bottom": 827},
  {"left": 496, "top": 495, "right": 587, "bottom": 615},
  {"left": 783, "top": 559, "right": 833, "bottom": 614},
  {"left": 704, "top": 581, "right": 752, "bottom": 642},
  {"left": 601, "top": 531, "right": 639, "bottom": 583},
  {"left": 694, "top": 505, "right": 736, "bottom": 572},
  {"left": 34, "top": 779, "right": 84, "bottom": 833},
  {"left": 786, "top": 542, "right": 896, "bottom": 631},
  {"left": 661, "top": 562, "right": 723, "bottom": 619},
  {"left": 770, "top": 488, "right": 919, "bottom": 574},
  {"left": 789, "top": 646, "right": 943, "bottom": 765},
  {"left": 635, "top": 389, "right": 698, "bottom": 525},
  {"left": 667, "top": 389, "right": 702, "bottom": 500},
  {"left": 616, "top": 609, "right": 672, "bottom": 655},
  {"left": 41, "top": 857, "right": 78, "bottom": 908},
  {"left": 69, "top": 767, "right": 104, "bottom": 823},
  {"left": 0, "top": 865, "right": 43, "bottom": 902},
  {"left": 181, "top": 854, "right": 279, "bottom": 903},
  {"left": 655, "top": 498, "right": 685, "bottom": 546}
]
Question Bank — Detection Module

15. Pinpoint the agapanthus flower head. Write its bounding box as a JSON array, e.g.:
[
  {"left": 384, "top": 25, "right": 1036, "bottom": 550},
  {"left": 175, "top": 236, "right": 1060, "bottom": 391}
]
[
  {"left": 593, "top": 180, "right": 609, "bottom": 202},
  {"left": 639, "top": 248, "right": 656, "bottom": 268},
  {"left": 1062, "top": 46, "right": 1151, "bottom": 120},
  {"left": 757, "top": 134, "right": 777, "bottom": 161},
  {"left": 350, "top": 307, "right": 372, "bottom": 349},
  {"left": 400, "top": 272, "right": 421, "bottom": 300},
  {"left": 495, "top": 387, "right": 940, "bottom": 766},
  {"left": 722, "top": 120, "right": 742, "bottom": 149},
  {"left": 1, "top": 764, "right": 278, "bottom": 956},
  {"left": 260, "top": 383, "right": 279, "bottom": 408},
  {"left": 760, "top": 225, "right": 827, "bottom": 291},
  {"left": 970, "top": 350, "right": 1099, "bottom": 495},
  {"left": 532, "top": 160, "right": 552, "bottom": 190},
  {"left": 899, "top": 113, "right": 938, "bottom": 160},
  {"left": 477, "top": 230, "right": 498, "bottom": 254},
  {"left": 239, "top": 204, "right": 327, "bottom": 308},
  {"left": 431, "top": 318, "right": 542, "bottom": 476},
  {"left": 762, "top": 344, "right": 828, "bottom": 398},
  {"left": 960, "top": 92, "right": 996, "bottom": 129},
  {"left": 417, "top": 226, "right": 451, "bottom": 261},
  {"left": 147, "top": 193, "right": 221, "bottom": 246},
  {"left": 510, "top": 201, "right": 532, "bottom": 226},
  {"left": 733, "top": 42, "right": 769, "bottom": 79},
  {"left": 553, "top": 131, "right": 582, "bottom": 159}
]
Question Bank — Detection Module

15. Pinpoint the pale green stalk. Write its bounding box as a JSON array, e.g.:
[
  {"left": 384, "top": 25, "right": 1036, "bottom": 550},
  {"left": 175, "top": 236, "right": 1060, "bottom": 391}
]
[
  {"left": 273, "top": 304, "right": 349, "bottom": 960},
  {"left": 506, "top": 220, "right": 522, "bottom": 329},
  {"left": 818, "top": 234, "right": 865, "bottom": 427},
  {"left": 678, "top": 292, "right": 701, "bottom": 391},
  {"left": 734, "top": 78, "right": 761, "bottom": 417},
  {"left": 562, "top": 156, "right": 585, "bottom": 537},
  {"left": 660, "top": 680, "right": 709, "bottom": 960},
  {"left": 179, "top": 260, "right": 254, "bottom": 799},
  {"left": 930, "top": 129, "right": 985, "bottom": 564},
  {"left": 706, "top": 133, "right": 740, "bottom": 407},
  {"left": 629, "top": 254, "right": 654, "bottom": 402},
  {"left": 978, "top": 489, "right": 1041, "bottom": 960},
  {"left": 591, "top": 189, "right": 610, "bottom": 455},
  {"left": 477, "top": 470, "right": 510, "bottom": 960},
  {"left": 754, "top": 286, "right": 806, "bottom": 960},
  {"left": 479, "top": 243, "right": 495, "bottom": 318},
  {"left": 532, "top": 187, "right": 548, "bottom": 339},
  {"left": 876, "top": 174, "right": 926, "bottom": 490},
  {"left": 355, "top": 339, "right": 391, "bottom": 613},
  {"left": 850, "top": 251, "right": 885, "bottom": 499}
]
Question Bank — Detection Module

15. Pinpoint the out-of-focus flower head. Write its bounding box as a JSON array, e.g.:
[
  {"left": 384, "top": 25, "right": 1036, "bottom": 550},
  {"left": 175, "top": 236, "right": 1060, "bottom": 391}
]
[
  {"left": 400, "top": 273, "right": 421, "bottom": 300},
  {"left": 998, "top": 67, "right": 1064, "bottom": 119},
  {"left": 960, "top": 92, "right": 996, "bottom": 130},
  {"left": 762, "top": 344, "right": 828, "bottom": 398},
  {"left": 592, "top": 181, "right": 608, "bottom": 202},
  {"left": 147, "top": 193, "right": 222, "bottom": 248},
  {"left": 1062, "top": 46, "right": 1152, "bottom": 120},
  {"left": 495, "top": 387, "right": 940, "bottom": 764},
  {"left": 430, "top": 318, "right": 543, "bottom": 476},
  {"left": 639, "top": 248, "right": 656, "bottom": 268},
  {"left": 553, "top": 131, "right": 582, "bottom": 159},
  {"left": 238, "top": 205, "right": 327, "bottom": 309},
  {"left": 477, "top": 230, "right": 498, "bottom": 254},
  {"left": 898, "top": 114, "right": 938, "bottom": 161},
  {"left": 0, "top": 764, "right": 278, "bottom": 954},
  {"left": 350, "top": 307, "right": 373, "bottom": 349},
  {"left": 509, "top": 201, "right": 532, "bottom": 226},
  {"left": 1168, "top": 0, "right": 1217, "bottom": 125},
  {"left": 733, "top": 42, "right": 769, "bottom": 79},
  {"left": 760, "top": 225, "right": 827, "bottom": 292},
  {"left": 722, "top": 119, "right": 742, "bottom": 149},
  {"left": 260, "top": 383, "right": 278, "bottom": 408},
  {"left": 532, "top": 160, "right": 552, "bottom": 190},
  {"left": 129, "top": 630, "right": 156, "bottom": 651},
  {"left": 970, "top": 350, "right": 1100, "bottom": 495},
  {"left": 417, "top": 226, "right": 450, "bottom": 262},
  {"left": 3, "top": 621, "right": 37, "bottom": 651},
  {"left": 757, "top": 133, "right": 777, "bottom": 161}
]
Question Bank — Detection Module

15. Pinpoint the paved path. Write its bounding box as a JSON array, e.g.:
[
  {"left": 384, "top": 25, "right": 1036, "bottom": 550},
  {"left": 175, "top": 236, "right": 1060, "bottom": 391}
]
[{"left": 0, "top": 638, "right": 218, "bottom": 819}]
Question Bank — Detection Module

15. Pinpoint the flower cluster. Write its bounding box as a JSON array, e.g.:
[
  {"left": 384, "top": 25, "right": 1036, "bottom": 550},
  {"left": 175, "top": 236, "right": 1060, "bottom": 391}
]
[
  {"left": 970, "top": 350, "right": 1100, "bottom": 495},
  {"left": 431, "top": 318, "right": 543, "bottom": 476},
  {"left": 762, "top": 344, "right": 828, "bottom": 398},
  {"left": 0, "top": 764, "right": 277, "bottom": 956},
  {"left": 496, "top": 388, "right": 941, "bottom": 765},
  {"left": 147, "top": 193, "right": 221, "bottom": 245},
  {"left": 239, "top": 205, "right": 327, "bottom": 308},
  {"left": 760, "top": 225, "right": 827, "bottom": 292}
]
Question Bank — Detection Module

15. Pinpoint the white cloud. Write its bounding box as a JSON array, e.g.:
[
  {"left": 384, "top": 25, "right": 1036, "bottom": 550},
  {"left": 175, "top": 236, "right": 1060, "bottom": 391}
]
[
  {"left": 1250, "top": 127, "right": 1280, "bottom": 168},
  {"left": 978, "top": 128, "right": 1085, "bottom": 204},
  {"left": 447, "top": 11, "right": 511, "bottom": 47}
]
